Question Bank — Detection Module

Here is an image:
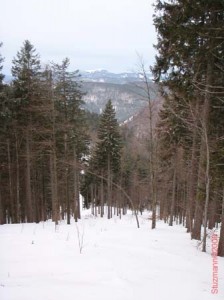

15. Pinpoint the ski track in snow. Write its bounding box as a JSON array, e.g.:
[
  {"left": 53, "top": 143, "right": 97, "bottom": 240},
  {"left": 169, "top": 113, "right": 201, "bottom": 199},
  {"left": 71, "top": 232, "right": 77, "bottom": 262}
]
[{"left": 0, "top": 211, "right": 223, "bottom": 300}]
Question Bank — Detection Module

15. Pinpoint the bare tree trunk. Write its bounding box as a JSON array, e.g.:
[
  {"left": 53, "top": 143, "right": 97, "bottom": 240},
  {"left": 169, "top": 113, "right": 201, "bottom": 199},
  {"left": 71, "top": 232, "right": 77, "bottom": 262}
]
[
  {"left": 169, "top": 160, "right": 176, "bottom": 226},
  {"left": 73, "top": 152, "right": 80, "bottom": 222},
  {"left": 32, "top": 180, "right": 38, "bottom": 223},
  {"left": 208, "top": 200, "right": 216, "bottom": 229},
  {"left": 94, "top": 186, "right": 97, "bottom": 217},
  {"left": 49, "top": 73, "right": 59, "bottom": 225},
  {"left": 186, "top": 116, "right": 199, "bottom": 233},
  {"left": 136, "top": 57, "right": 158, "bottom": 229},
  {"left": 0, "top": 172, "right": 5, "bottom": 224},
  {"left": 41, "top": 162, "right": 46, "bottom": 221},
  {"left": 217, "top": 189, "right": 224, "bottom": 256},
  {"left": 191, "top": 127, "right": 206, "bottom": 241},
  {"left": 7, "top": 139, "right": 14, "bottom": 223},
  {"left": 63, "top": 133, "right": 70, "bottom": 225},
  {"left": 149, "top": 107, "right": 157, "bottom": 229},
  {"left": 76, "top": 170, "right": 81, "bottom": 219},
  {"left": 202, "top": 125, "right": 210, "bottom": 252},
  {"left": 15, "top": 135, "right": 20, "bottom": 223},
  {"left": 25, "top": 130, "right": 33, "bottom": 222},
  {"left": 107, "top": 155, "right": 111, "bottom": 219},
  {"left": 50, "top": 154, "right": 55, "bottom": 221},
  {"left": 192, "top": 59, "right": 212, "bottom": 241},
  {"left": 90, "top": 184, "right": 94, "bottom": 215},
  {"left": 100, "top": 173, "right": 104, "bottom": 217},
  {"left": 50, "top": 149, "right": 59, "bottom": 225},
  {"left": 66, "top": 175, "right": 70, "bottom": 224},
  {"left": 151, "top": 158, "right": 157, "bottom": 229}
]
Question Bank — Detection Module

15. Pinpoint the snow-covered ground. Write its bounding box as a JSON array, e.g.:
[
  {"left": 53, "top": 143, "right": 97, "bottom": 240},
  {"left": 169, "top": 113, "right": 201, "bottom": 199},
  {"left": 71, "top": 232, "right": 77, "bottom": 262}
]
[{"left": 0, "top": 211, "right": 223, "bottom": 300}]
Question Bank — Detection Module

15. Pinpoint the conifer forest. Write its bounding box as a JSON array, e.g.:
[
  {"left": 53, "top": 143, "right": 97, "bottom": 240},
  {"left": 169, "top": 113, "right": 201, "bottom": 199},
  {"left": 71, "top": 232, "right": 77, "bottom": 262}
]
[{"left": 0, "top": 0, "right": 224, "bottom": 261}]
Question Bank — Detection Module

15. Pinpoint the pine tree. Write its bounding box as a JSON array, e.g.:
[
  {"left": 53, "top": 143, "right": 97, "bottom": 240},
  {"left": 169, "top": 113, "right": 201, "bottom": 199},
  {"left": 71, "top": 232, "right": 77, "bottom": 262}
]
[
  {"left": 52, "top": 58, "right": 89, "bottom": 223},
  {"left": 94, "top": 100, "right": 122, "bottom": 218},
  {"left": 81, "top": 100, "right": 123, "bottom": 218},
  {"left": 11, "top": 40, "right": 42, "bottom": 222}
]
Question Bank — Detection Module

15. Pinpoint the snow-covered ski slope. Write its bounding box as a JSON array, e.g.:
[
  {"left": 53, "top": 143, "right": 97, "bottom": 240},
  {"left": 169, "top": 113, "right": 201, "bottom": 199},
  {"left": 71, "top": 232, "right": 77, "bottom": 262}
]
[{"left": 0, "top": 211, "right": 223, "bottom": 300}]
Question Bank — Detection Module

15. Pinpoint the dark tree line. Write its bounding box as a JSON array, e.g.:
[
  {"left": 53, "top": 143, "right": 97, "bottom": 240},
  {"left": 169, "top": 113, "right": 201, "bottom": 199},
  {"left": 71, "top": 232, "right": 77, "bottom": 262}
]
[
  {"left": 0, "top": 41, "right": 89, "bottom": 225},
  {"left": 0, "top": 41, "right": 143, "bottom": 227},
  {"left": 152, "top": 0, "right": 224, "bottom": 256},
  {"left": 81, "top": 100, "right": 151, "bottom": 223}
]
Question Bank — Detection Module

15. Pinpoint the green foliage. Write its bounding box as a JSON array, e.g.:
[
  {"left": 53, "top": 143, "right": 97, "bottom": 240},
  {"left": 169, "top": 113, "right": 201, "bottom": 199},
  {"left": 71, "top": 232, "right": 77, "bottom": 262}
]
[
  {"left": 85, "top": 110, "right": 100, "bottom": 132},
  {"left": 81, "top": 100, "right": 123, "bottom": 208},
  {"left": 95, "top": 99, "right": 122, "bottom": 173},
  {"left": 10, "top": 40, "right": 42, "bottom": 128},
  {"left": 0, "top": 40, "right": 91, "bottom": 223},
  {"left": 153, "top": 0, "right": 224, "bottom": 148},
  {"left": 12, "top": 40, "right": 41, "bottom": 99},
  {"left": 52, "top": 58, "right": 89, "bottom": 159}
]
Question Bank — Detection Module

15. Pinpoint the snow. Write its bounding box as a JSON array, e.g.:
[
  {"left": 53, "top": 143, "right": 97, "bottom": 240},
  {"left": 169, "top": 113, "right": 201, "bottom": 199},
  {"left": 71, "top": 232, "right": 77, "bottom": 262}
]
[
  {"left": 86, "top": 69, "right": 105, "bottom": 74},
  {"left": 121, "top": 115, "right": 134, "bottom": 125},
  {"left": 0, "top": 211, "right": 223, "bottom": 300}
]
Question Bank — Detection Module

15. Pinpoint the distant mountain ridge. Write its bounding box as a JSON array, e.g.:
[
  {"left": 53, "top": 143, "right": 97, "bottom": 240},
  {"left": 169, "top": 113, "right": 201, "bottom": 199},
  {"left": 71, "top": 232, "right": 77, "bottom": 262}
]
[{"left": 80, "top": 69, "right": 153, "bottom": 85}]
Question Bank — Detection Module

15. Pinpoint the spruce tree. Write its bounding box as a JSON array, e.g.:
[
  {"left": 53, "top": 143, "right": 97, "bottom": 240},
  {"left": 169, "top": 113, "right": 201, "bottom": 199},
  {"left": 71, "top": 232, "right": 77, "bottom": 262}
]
[
  {"left": 11, "top": 40, "right": 42, "bottom": 222},
  {"left": 52, "top": 58, "right": 89, "bottom": 223},
  {"left": 95, "top": 99, "right": 122, "bottom": 218}
]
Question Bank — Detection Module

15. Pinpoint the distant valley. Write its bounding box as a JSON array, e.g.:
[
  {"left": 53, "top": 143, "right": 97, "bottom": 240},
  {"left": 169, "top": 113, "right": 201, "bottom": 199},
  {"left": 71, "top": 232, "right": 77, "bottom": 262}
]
[{"left": 81, "top": 69, "right": 157, "bottom": 122}]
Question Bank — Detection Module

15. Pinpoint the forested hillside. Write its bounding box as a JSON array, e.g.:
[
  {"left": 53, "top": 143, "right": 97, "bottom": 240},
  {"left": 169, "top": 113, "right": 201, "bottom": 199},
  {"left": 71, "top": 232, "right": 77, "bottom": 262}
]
[
  {"left": 0, "top": 0, "right": 224, "bottom": 258},
  {"left": 82, "top": 81, "right": 150, "bottom": 122},
  {"left": 152, "top": 0, "right": 224, "bottom": 255}
]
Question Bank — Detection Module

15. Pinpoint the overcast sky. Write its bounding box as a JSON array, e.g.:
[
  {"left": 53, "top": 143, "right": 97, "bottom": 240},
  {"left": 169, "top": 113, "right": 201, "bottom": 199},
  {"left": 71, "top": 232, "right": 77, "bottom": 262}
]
[{"left": 1, "top": 0, "right": 157, "bottom": 74}]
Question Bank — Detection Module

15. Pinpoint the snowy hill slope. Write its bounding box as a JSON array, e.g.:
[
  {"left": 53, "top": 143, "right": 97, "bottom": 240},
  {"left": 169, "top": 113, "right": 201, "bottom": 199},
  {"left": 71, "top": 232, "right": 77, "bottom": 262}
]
[{"left": 0, "top": 212, "right": 223, "bottom": 300}]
